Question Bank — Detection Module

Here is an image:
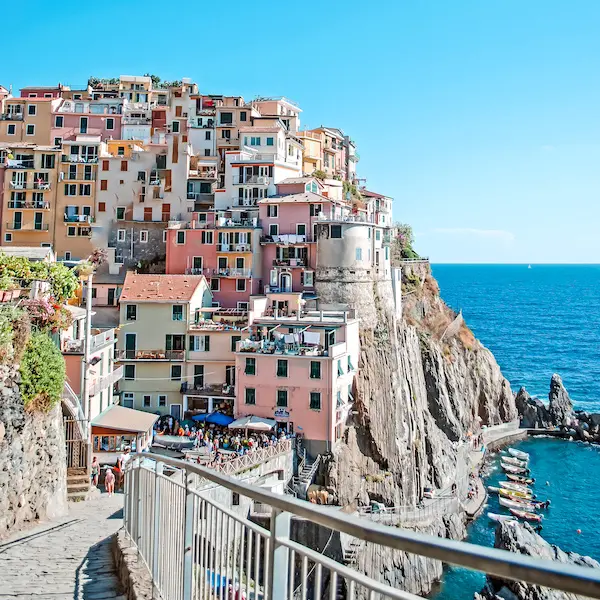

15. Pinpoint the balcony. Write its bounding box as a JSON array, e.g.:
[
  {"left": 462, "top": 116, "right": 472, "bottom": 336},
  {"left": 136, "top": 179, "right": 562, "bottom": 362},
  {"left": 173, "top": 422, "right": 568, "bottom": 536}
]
[
  {"left": 61, "top": 155, "right": 99, "bottom": 164},
  {"left": 262, "top": 234, "right": 311, "bottom": 244},
  {"left": 218, "top": 217, "right": 260, "bottom": 228},
  {"left": 1, "top": 113, "right": 24, "bottom": 121},
  {"left": 6, "top": 159, "right": 35, "bottom": 169},
  {"left": 62, "top": 338, "right": 84, "bottom": 354},
  {"left": 186, "top": 192, "right": 214, "bottom": 202},
  {"left": 6, "top": 222, "right": 49, "bottom": 231},
  {"left": 238, "top": 337, "right": 330, "bottom": 357},
  {"left": 8, "top": 201, "right": 50, "bottom": 210},
  {"left": 122, "top": 116, "right": 151, "bottom": 125},
  {"left": 218, "top": 136, "right": 240, "bottom": 146},
  {"left": 216, "top": 243, "right": 252, "bottom": 252},
  {"left": 273, "top": 258, "right": 307, "bottom": 268},
  {"left": 89, "top": 365, "right": 124, "bottom": 397},
  {"left": 212, "top": 268, "right": 252, "bottom": 278},
  {"left": 90, "top": 328, "right": 116, "bottom": 352},
  {"left": 64, "top": 214, "right": 94, "bottom": 224},
  {"left": 188, "top": 169, "right": 217, "bottom": 179},
  {"left": 180, "top": 382, "right": 235, "bottom": 397},
  {"left": 116, "top": 349, "right": 184, "bottom": 361},
  {"left": 34, "top": 182, "right": 51, "bottom": 191},
  {"left": 233, "top": 175, "right": 271, "bottom": 185}
]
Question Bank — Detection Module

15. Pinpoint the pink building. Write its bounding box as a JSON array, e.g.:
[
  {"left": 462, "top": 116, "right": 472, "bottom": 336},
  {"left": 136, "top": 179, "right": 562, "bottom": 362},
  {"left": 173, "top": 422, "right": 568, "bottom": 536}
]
[
  {"left": 234, "top": 294, "right": 359, "bottom": 456},
  {"left": 165, "top": 212, "right": 263, "bottom": 310},
  {"left": 52, "top": 98, "right": 123, "bottom": 143}
]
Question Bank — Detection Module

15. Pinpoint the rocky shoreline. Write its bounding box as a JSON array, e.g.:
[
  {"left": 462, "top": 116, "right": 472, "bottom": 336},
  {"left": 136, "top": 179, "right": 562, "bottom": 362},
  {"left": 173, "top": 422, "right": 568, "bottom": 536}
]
[{"left": 516, "top": 373, "right": 600, "bottom": 443}]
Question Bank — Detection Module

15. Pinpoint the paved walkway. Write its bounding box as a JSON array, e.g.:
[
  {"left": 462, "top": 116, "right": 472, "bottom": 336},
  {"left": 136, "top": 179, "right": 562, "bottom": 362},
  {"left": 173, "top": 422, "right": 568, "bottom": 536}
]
[{"left": 0, "top": 493, "right": 125, "bottom": 600}]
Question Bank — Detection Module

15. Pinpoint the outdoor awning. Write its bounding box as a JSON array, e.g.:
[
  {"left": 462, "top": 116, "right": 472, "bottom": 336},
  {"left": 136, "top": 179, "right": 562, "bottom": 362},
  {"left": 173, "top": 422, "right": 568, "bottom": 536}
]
[
  {"left": 91, "top": 405, "right": 158, "bottom": 434},
  {"left": 192, "top": 412, "right": 235, "bottom": 426},
  {"left": 228, "top": 415, "right": 277, "bottom": 431}
]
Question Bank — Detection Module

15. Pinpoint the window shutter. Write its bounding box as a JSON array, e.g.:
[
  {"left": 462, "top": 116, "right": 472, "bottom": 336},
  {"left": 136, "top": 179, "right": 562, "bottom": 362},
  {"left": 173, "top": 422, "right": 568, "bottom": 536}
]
[{"left": 204, "top": 335, "right": 210, "bottom": 352}]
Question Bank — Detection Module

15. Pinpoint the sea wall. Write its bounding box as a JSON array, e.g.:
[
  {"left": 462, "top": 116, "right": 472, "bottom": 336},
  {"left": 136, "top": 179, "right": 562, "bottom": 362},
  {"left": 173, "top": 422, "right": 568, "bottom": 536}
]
[
  {"left": 315, "top": 263, "right": 517, "bottom": 595},
  {"left": 0, "top": 364, "right": 67, "bottom": 538}
]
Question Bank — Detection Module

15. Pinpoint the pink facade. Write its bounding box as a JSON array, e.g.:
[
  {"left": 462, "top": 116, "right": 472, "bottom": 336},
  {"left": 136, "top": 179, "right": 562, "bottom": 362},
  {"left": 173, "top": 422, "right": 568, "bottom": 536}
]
[
  {"left": 52, "top": 113, "right": 123, "bottom": 142},
  {"left": 20, "top": 87, "right": 62, "bottom": 98}
]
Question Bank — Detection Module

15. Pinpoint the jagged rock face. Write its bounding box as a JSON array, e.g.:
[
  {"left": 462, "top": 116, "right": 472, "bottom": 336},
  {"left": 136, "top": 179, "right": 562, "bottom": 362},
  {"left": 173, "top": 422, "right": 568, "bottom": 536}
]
[
  {"left": 477, "top": 521, "right": 599, "bottom": 600},
  {"left": 515, "top": 387, "right": 551, "bottom": 429},
  {"left": 316, "top": 267, "right": 516, "bottom": 595},
  {"left": 548, "top": 374, "right": 574, "bottom": 426}
]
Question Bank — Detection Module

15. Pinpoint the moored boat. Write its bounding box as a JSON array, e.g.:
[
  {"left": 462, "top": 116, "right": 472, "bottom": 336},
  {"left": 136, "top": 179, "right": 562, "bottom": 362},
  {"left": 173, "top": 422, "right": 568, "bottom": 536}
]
[
  {"left": 507, "top": 474, "right": 535, "bottom": 485},
  {"left": 502, "top": 456, "right": 528, "bottom": 468},
  {"left": 510, "top": 508, "right": 543, "bottom": 522},
  {"left": 508, "top": 448, "right": 530, "bottom": 461},
  {"left": 499, "top": 496, "right": 537, "bottom": 511},
  {"left": 498, "top": 487, "right": 534, "bottom": 500},
  {"left": 499, "top": 481, "right": 533, "bottom": 494},
  {"left": 488, "top": 512, "right": 516, "bottom": 523},
  {"left": 501, "top": 463, "right": 529, "bottom": 475}
]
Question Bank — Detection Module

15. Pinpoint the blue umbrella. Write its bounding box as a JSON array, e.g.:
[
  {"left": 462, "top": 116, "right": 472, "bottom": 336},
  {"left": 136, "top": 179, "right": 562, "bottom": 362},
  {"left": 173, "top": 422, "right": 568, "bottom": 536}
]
[
  {"left": 191, "top": 413, "right": 209, "bottom": 422},
  {"left": 205, "top": 412, "right": 235, "bottom": 426}
]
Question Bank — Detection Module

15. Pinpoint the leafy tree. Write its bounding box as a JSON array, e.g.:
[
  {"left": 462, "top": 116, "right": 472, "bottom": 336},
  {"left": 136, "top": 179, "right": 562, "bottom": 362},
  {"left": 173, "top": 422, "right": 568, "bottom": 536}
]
[
  {"left": 19, "top": 332, "right": 65, "bottom": 410},
  {"left": 391, "top": 222, "right": 420, "bottom": 264}
]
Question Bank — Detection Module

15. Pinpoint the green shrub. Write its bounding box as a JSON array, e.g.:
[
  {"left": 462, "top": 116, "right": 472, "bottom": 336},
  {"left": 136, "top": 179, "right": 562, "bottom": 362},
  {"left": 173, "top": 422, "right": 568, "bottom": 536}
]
[{"left": 19, "top": 331, "right": 65, "bottom": 411}]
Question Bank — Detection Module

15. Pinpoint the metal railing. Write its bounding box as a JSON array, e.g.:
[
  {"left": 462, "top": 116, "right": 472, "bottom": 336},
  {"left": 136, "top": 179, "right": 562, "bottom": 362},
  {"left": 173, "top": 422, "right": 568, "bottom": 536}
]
[
  {"left": 90, "top": 328, "right": 115, "bottom": 352},
  {"left": 124, "top": 453, "right": 600, "bottom": 600},
  {"left": 6, "top": 222, "right": 49, "bottom": 231},
  {"left": 89, "top": 365, "right": 123, "bottom": 398},
  {"left": 116, "top": 349, "right": 185, "bottom": 361}
]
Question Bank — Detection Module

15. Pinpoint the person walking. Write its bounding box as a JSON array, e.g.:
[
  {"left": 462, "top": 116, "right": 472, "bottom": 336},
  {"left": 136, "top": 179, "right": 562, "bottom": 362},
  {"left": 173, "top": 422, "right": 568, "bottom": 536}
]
[
  {"left": 90, "top": 457, "right": 99, "bottom": 488},
  {"left": 105, "top": 468, "right": 115, "bottom": 496}
]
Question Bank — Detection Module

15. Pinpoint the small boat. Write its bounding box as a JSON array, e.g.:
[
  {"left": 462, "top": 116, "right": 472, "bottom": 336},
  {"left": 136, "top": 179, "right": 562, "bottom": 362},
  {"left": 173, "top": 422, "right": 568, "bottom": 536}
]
[
  {"left": 500, "top": 481, "right": 533, "bottom": 494},
  {"left": 502, "top": 456, "right": 528, "bottom": 468},
  {"left": 501, "top": 463, "right": 529, "bottom": 475},
  {"left": 499, "top": 488, "right": 533, "bottom": 500},
  {"left": 499, "top": 497, "right": 537, "bottom": 511},
  {"left": 488, "top": 512, "right": 516, "bottom": 523},
  {"left": 507, "top": 474, "right": 534, "bottom": 485},
  {"left": 508, "top": 448, "right": 529, "bottom": 461},
  {"left": 510, "top": 508, "right": 542, "bottom": 522}
]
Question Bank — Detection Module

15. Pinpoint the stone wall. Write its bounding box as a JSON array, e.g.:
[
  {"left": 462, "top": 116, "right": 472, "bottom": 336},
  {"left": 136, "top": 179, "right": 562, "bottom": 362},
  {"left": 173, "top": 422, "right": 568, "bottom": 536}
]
[
  {"left": 0, "top": 364, "right": 67, "bottom": 538},
  {"left": 109, "top": 222, "right": 167, "bottom": 268}
]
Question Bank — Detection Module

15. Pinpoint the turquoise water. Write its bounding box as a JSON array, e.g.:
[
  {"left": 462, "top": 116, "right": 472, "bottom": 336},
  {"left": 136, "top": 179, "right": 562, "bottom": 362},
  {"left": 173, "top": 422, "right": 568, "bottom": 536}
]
[{"left": 428, "top": 265, "right": 600, "bottom": 598}]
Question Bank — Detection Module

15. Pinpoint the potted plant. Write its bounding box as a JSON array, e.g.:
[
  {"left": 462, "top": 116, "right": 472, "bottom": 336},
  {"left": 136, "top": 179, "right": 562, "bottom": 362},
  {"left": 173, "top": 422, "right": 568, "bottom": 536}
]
[{"left": 0, "top": 274, "right": 21, "bottom": 302}]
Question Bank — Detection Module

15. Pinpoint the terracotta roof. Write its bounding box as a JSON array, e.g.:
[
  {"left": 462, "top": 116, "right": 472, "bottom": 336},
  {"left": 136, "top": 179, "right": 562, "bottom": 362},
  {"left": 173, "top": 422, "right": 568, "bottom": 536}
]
[
  {"left": 120, "top": 273, "right": 205, "bottom": 303},
  {"left": 360, "top": 189, "right": 390, "bottom": 200},
  {"left": 92, "top": 404, "right": 158, "bottom": 433}
]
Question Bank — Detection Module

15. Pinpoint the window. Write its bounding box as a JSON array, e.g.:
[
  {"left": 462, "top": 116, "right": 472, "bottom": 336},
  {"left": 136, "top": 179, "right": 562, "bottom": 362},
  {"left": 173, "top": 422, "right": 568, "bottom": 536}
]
[
  {"left": 7, "top": 124, "right": 15, "bottom": 135},
  {"left": 106, "top": 118, "right": 114, "bottom": 130},
  {"left": 79, "top": 184, "right": 91, "bottom": 196},
  {"left": 190, "top": 335, "right": 210, "bottom": 352},
  {"left": 277, "top": 359, "right": 288, "bottom": 378},
  {"left": 84, "top": 165, "right": 93, "bottom": 180},
  {"left": 26, "top": 124, "right": 35, "bottom": 136},
  {"left": 302, "top": 271, "right": 314, "bottom": 287},
  {"left": 331, "top": 225, "right": 342, "bottom": 238},
  {"left": 140, "top": 230, "right": 148, "bottom": 243},
  {"left": 176, "top": 230, "right": 185, "bottom": 244},
  {"left": 310, "top": 361, "right": 321, "bottom": 379},
  {"left": 210, "top": 278, "right": 220, "bottom": 291},
  {"left": 67, "top": 226, "right": 76, "bottom": 236},
  {"left": 236, "top": 279, "right": 246, "bottom": 292},
  {"left": 231, "top": 335, "right": 241, "bottom": 352},
  {"left": 201, "top": 231, "right": 213, "bottom": 244},
  {"left": 297, "top": 224, "right": 306, "bottom": 237},
  {"left": 172, "top": 305, "right": 184, "bottom": 321},
  {"left": 355, "top": 247, "right": 362, "bottom": 261},
  {"left": 102, "top": 160, "right": 109, "bottom": 171},
  {"left": 124, "top": 365, "right": 136, "bottom": 380},
  {"left": 116, "top": 207, "right": 125, "bottom": 220},
  {"left": 348, "top": 356, "right": 354, "bottom": 371},
  {"left": 126, "top": 304, "right": 137, "bottom": 321},
  {"left": 310, "top": 392, "right": 321, "bottom": 411},
  {"left": 98, "top": 202, "right": 106, "bottom": 212},
  {"left": 117, "top": 229, "right": 126, "bottom": 242},
  {"left": 158, "top": 395, "right": 167, "bottom": 407},
  {"left": 250, "top": 136, "right": 261, "bottom": 146},
  {"left": 376, "top": 229, "right": 381, "bottom": 241},
  {"left": 170, "top": 365, "right": 182, "bottom": 381},
  {"left": 64, "top": 184, "right": 77, "bottom": 196},
  {"left": 28, "top": 104, "right": 36, "bottom": 116},
  {"left": 205, "top": 130, "right": 211, "bottom": 140},
  {"left": 143, "top": 395, "right": 151, "bottom": 408},
  {"left": 122, "top": 393, "right": 134, "bottom": 409},
  {"left": 236, "top": 257, "right": 244, "bottom": 269},
  {"left": 100, "top": 179, "right": 108, "bottom": 191},
  {"left": 172, "top": 121, "right": 180, "bottom": 133},
  {"left": 80, "top": 117, "right": 88, "bottom": 134},
  {"left": 267, "top": 205, "right": 278, "bottom": 218},
  {"left": 220, "top": 112, "right": 233, "bottom": 124},
  {"left": 266, "top": 137, "right": 274, "bottom": 146},
  {"left": 121, "top": 160, "right": 128, "bottom": 171},
  {"left": 276, "top": 389, "right": 288, "bottom": 407},
  {"left": 55, "top": 116, "right": 64, "bottom": 127},
  {"left": 137, "top": 171, "right": 146, "bottom": 182},
  {"left": 64, "top": 251, "right": 71, "bottom": 260},
  {"left": 221, "top": 129, "right": 230, "bottom": 139},
  {"left": 269, "top": 224, "right": 278, "bottom": 236},
  {"left": 245, "top": 357, "right": 256, "bottom": 375},
  {"left": 245, "top": 388, "right": 256, "bottom": 405},
  {"left": 240, "top": 111, "right": 247, "bottom": 122},
  {"left": 163, "top": 230, "right": 167, "bottom": 242},
  {"left": 4, "top": 233, "right": 12, "bottom": 243},
  {"left": 204, "top": 149, "right": 211, "bottom": 156},
  {"left": 338, "top": 360, "right": 344, "bottom": 376}
]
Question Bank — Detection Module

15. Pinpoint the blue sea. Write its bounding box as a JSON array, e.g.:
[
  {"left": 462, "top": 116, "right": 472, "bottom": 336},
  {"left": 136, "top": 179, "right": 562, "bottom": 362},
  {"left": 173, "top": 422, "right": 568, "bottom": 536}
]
[{"left": 429, "top": 264, "right": 600, "bottom": 599}]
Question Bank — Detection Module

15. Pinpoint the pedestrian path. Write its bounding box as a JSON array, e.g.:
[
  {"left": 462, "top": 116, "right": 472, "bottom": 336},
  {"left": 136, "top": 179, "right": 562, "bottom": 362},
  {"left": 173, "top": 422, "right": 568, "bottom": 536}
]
[{"left": 0, "top": 493, "right": 125, "bottom": 600}]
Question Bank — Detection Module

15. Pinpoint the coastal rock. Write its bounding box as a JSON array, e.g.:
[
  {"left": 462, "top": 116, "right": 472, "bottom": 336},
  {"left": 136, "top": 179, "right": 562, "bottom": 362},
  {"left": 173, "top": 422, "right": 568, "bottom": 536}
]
[
  {"left": 548, "top": 374, "right": 574, "bottom": 426},
  {"left": 478, "top": 521, "right": 599, "bottom": 600},
  {"left": 316, "top": 264, "right": 517, "bottom": 595},
  {"left": 515, "top": 387, "right": 551, "bottom": 429}
]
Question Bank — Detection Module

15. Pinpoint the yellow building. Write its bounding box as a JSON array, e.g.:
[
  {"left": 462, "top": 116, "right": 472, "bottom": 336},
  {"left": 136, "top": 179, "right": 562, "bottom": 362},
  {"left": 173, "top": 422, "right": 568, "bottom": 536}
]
[
  {"left": 53, "top": 137, "right": 101, "bottom": 261},
  {"left": 1, "top": 143, "right": 60, "bottom": 247},
  {"left": 0, "top": 97, "right": 58, "bottom": 145},
  {"left": 298, "top": 130, "right": 323, "bottom": 175}
]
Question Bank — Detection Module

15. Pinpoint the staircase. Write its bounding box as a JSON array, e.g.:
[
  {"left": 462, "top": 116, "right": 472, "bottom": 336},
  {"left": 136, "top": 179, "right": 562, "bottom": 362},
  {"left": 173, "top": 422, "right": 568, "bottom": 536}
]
[
  {"left": 67, "top": 467, "right": 90, "bottom": 502},
  {"left": 293, "top": 454, "right": 321, "bottom": 498},
  {"left": 334, "top": 538, "right": 363, "bottom": 598}
]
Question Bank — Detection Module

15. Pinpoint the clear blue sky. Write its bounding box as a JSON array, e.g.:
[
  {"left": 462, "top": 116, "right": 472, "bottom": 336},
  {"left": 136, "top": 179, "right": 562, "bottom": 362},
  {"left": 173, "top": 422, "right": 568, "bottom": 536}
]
[{"left": 6, "top": 0, "right": 600, "bottom": 262}]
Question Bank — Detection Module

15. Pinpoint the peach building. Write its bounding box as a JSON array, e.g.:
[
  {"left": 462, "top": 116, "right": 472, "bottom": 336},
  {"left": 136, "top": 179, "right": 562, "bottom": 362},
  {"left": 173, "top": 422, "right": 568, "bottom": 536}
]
[
  {"left": 234, "top": 294, "right": 359, "bottom": 456},
  {"left": 0, "top": 97, "right": 61, "bottom": 145}
]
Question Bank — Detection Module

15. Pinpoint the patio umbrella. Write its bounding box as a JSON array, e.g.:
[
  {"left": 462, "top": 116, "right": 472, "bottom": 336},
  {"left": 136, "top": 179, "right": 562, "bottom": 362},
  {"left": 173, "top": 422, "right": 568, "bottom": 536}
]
[
  {"left": 205, "top": 412, "right": 235, "bottom": 426},
  {"left": 228, "top": 415, "right": 277, "bottom": 432},
  {"left": 191, "top": 413, "right": 209, "bottom": 422}
]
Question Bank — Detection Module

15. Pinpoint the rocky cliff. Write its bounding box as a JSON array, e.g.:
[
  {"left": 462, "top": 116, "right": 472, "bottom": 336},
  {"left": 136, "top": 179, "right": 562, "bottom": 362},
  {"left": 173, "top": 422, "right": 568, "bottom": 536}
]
[
  {"left": 477, "top": 521, "right": 599, "bottom": 600},
  {"left": 315, "top": 262, "right": 517, "bottom": 594},
  {"left": 0, "top": 363, "right": 67, "bottom": 538}
]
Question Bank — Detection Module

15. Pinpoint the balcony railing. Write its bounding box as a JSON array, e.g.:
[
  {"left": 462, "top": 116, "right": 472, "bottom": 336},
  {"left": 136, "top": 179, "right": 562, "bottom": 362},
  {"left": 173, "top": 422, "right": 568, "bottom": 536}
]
[
  {"left": 262, "top": 234, "right": 310, "bottom": 244},
  {"left": 216, "top": 243, "right": 252, "bottom": 252},
  {"left": 124, "top": 452, "right": 600, "bottom": 600},
  {"left": 122, "top": 117, "right": 151, "bottom": 125},
  {"left": 5, "top": 159, "right": 35, "bottom": 169},
  {"left": 273, "top": 258, "right": 307, "bottom": 268},
  {"left": 34, "top": 182, "right": 51, "bottom": 190},
  {"left": 212, "top": 268, "right": 252, "bottom": 278},
  {"left": 90, "top": 328, "right": 116, "bottom": 352},
  {"left": 233, "top": 175, "right": 271, "bottom": 185},
  {"left": 89, "top": 365, "right": 123, "bottom": 398},
  {"left": 64, "top": 214, "right": 94, "bottom": 224},
  {"left": 218, "top": 218, "right": 260, "bottom": 228},
  {"left": 116, "top": 349, "right": 185, "bottom": 361},
  {"left": 6, "top": 222, "right": 49, "bottom": 231},
  {"left": 186, "top": 192, "right": 214, "bottom": 201},
  {"left": 8, "top": 201, "right": 50, "bottom": 210},
  {"left": 61, "top": 155, "right": 99, "bottom": 164},
  {"left": 180, "top": 382, "right": 235, "bottom": 397},
  {"left": 62, "top": 338, "right": 84, "bottom": 354},
  {"left": 1, "top": 113, "right": 24, "bottom": 121}
]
